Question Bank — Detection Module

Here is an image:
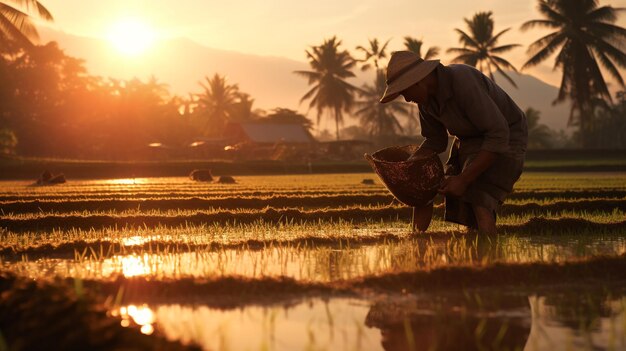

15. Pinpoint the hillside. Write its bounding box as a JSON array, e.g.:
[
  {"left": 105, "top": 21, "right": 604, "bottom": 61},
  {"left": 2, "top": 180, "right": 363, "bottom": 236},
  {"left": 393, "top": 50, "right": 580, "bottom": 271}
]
[{"left": 39, "top": 27, "right": 573, "bottom": 132}]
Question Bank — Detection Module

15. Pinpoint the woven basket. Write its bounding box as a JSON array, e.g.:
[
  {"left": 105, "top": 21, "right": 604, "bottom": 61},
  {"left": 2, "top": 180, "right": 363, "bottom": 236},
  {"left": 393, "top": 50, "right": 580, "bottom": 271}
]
[{"left": 364, "top": 144, "right": 444, "bottom": 207}]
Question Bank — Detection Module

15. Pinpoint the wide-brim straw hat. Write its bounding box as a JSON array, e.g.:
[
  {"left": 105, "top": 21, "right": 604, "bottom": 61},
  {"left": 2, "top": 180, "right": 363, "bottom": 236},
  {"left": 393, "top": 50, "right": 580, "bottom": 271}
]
[{"left": 380, "top": 51, "right": 440, "bottom": 103}]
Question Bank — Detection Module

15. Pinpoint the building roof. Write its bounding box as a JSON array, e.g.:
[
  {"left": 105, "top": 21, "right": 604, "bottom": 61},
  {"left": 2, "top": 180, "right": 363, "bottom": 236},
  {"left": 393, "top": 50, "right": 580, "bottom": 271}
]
[{"left": 229, "top": 123, "right": 316, "bottom": 144}]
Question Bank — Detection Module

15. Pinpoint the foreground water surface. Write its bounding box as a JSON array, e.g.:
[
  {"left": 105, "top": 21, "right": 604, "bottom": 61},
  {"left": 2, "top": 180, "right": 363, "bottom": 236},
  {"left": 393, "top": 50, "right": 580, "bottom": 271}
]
[{"left": 109, "top": 284, "right": 626, "bottom": 351}]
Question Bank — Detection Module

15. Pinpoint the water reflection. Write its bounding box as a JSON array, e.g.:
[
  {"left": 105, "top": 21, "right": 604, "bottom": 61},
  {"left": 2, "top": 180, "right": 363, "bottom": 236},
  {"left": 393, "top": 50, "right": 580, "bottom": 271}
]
[
  {"left": 366, "top": 296, "right": 531, "bottom": 351},
  {"left": 112, "top": 304, "right": 155, "bottom": 335},
  {"left": 110, "top": 286, "right": 626, "bottom": 351},
  {"left": 7, "top": 234, "right": 626, "bottom": 282},
  {"left": 103, "top": 178, "right": 149, "bottom": 186},
  {"left": 119, "top": 255, "right": 153, "bottom": 277}
]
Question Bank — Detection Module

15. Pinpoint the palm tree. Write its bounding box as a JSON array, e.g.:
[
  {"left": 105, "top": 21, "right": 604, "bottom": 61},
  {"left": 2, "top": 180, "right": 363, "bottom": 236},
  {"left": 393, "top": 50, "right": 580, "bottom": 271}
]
[
  {"left": 521, "top": 0, "right": 626, "bottom": 146},
  {"left": 146, "top": 75, "right": 170, "bottom": 101},
  {"left": 403, "top": 37, "right": 440, "bottom": 59},
  {"left": 261, "top": 108, "right": 314, "bottom": 131},
  {"left": 354, "top": 70, "right": 410, "bottom": 141},
  {"left": 294, "top": 36, "right": 360, "bottom": 140},
  {"left": 195, "top": 74, "right": 239, "bottom": 135},
  {"left": 447, "top": 11, "right": 521, "bottom": 87},
  {"left": 0, "top": 1, "right": 53, "bottom": 47},
  {"left": 230, "top": 92, "right": 256, "bottom": 122},
  {"left": 355, "top": 38, "right": 390, "bottom": 71}
]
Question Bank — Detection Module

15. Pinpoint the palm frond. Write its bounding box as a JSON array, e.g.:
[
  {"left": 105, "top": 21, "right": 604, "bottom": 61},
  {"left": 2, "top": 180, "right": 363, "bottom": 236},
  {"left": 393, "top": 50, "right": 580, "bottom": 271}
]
[
  {"left": 300, "top": 85, "right": 319, "bottom": 104},
  {"left": 489, "top": 57, "right": 518, "bottom": 87},
  {"left": 0, "top": 2, "right": 37, "bottom": 41},
  {"left": 11, "top": 0, "right": 53, "bottom": 19},
  {"left": 522, "top": 33, "right": 567, "bottom": 69},
  {"left": 585, "top": 22, "right": 626, "bottom": 41},
  {"left": 449, "top": 53, "right": 479, "bottom": 66},
  {"left": 586, "top": 51, "right": 612, "bottom": 100},
  {"left": 490, "top": 43, "right": 521, "bottom": 54},
  {"left": 585, "top": 5, "right": 620, "bottom": 23},
  {"left": 454, "top": 28, "right": 480, "bottom": 48},
  {"left": 424, "top": 47, "right": 440, "bottom": 59},
  {"left": 595, "top": 50, "right": 624, "bottom": 86},
  {"left": 581, "top": 31, "right": 626, "bottom": 67},
  {"left": 536, "top": 1, "right": 569, "bottom": 24},
  {"left": 446, "top": 47, "right": 476, "bottom": 55},
  {"left": 487, "top": 27, "right": 513, "bottom": 47},
  {"left": 520, "top": 19, "right": 559, "bottom": 32},
  {"left": 491, "top": 55, "right": 519, "bottom": 72},
  {"left": 293, "top": 70, "right": 322, "bottom": 85}
]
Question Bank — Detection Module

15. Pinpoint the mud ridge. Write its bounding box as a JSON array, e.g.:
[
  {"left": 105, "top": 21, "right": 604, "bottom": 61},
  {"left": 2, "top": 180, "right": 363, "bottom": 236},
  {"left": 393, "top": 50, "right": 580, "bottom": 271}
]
[
  {"left": 3, "top": 202, "right": 626, "bottom": 232},
  {"left": 4, "top": 254, "right": 625, "bottom": 306},
  {"left": 0, "top": 206, "right": 412, "bottom": 231},
  {"left": 0, "top": 194, "right": 395, "bottom": 213}
]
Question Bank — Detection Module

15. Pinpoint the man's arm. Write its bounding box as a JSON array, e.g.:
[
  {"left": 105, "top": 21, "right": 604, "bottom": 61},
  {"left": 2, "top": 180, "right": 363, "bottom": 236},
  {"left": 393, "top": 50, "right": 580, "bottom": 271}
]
[{"left": 439, "top": 68, "right": 509, "bottom": 196}]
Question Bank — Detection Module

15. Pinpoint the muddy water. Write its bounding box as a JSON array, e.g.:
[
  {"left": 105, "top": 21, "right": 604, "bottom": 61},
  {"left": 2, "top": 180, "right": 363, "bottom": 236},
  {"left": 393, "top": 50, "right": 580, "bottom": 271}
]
[
  {"left": 110, "top": 286, "right": 626, "bottom": 351},
  {"left": 6, "top": 234, "right": 626, "bottom": 281}
]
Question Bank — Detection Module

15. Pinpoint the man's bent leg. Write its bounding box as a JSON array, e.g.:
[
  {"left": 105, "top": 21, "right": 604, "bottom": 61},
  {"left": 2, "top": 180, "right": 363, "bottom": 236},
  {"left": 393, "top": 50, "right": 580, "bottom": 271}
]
[
  {"left": 412, "top": 202, "right": 434, "bottom": 232},
  {"left": 472, "top": 204, "right": 496, "bottom": 235}
]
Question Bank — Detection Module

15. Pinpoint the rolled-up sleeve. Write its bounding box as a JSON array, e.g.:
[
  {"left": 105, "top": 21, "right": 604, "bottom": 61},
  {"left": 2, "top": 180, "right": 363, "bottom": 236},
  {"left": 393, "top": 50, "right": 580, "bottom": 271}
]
[
  {"left": 418, "top": 108, "right": 448, "bottom": 153},
  {"left": 454, "top": 71, "right": 510, "bottom": 154}
]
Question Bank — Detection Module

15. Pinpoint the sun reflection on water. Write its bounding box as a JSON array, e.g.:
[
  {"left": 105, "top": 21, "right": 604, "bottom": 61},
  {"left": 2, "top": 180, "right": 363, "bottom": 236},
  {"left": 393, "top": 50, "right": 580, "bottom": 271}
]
[
  {"left": 120, "top": 254, "right": 152, "bottom": 277},
  {"left": 120, "top": 235, "right": 161, "bottom": 246},
  {"left": 115, "top": 304, "right": 155, "bottom": 335},
  {"left": 104, "top": 178, "right": 149, "bottom": 186}
]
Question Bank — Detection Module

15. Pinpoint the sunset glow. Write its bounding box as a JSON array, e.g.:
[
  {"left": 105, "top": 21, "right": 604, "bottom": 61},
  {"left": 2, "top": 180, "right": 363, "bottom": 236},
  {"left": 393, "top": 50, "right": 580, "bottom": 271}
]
[{"left": 107, "top": 19, "right": 156, "bottom": 56}]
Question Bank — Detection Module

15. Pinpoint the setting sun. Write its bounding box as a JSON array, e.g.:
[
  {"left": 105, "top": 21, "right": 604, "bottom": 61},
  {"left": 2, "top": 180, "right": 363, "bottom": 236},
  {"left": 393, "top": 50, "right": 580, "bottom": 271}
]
[{"left": 107, "top": 19, "right": 156, "bottom": 56}]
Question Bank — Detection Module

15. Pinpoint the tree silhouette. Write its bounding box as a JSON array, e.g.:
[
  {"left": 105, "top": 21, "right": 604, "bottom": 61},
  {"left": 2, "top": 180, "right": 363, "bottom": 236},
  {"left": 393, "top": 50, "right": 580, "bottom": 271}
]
[
  {"left": 447, "top": 11, "right": 520, "bottom": 87},
  {"left": 230, "top": 92, "right": 256, "bottom": 122},
  {"left": 525, "top": 107, "right": 554, "bottom": 149},
  {"left": 354, "top": 69, "right": 410, "bottom": 141},
  {"left": 195, "top": 74, "right": 239, "bottom": 136},
  {"left": 294, "top": 36, "right": 359, "bottom": 140},
  {"left": 0, "top": 0, "right": 53, "bottom": 47},
  {"left": 260, "top": 108, "right": 313, "bottom": 130},
  {"left": 355, "top": 38, "right": 391, "bottom": 71},
  {"left": 403, "top": 37, "right": 440, "bottom": 59},
  {"left": 521, "top": 0, "right": 626, "bottom": 146}
]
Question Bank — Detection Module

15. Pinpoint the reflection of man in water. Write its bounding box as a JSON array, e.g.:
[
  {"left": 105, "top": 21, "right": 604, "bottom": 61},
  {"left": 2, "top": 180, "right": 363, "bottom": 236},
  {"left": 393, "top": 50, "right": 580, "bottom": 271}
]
[{"left": 365, "top": 299, "right": 530, "bottom": 351}]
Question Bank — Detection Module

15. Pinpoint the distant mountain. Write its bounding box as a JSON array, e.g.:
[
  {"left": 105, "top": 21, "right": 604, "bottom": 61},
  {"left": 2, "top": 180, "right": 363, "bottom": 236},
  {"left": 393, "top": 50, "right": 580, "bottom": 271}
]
[
  {"left": 493, "top": 71, "right": 572, "bottom": 133},
  {"left": 39, "top": 27, "right": 573, "bottom": 133},
  {"left": 39, "top": 27, "right": 311, "bottom": 112}
]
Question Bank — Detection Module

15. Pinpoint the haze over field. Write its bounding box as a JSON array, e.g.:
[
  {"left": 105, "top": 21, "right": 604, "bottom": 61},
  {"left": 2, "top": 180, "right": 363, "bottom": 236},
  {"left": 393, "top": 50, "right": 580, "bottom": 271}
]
[
  {"left": 35, "top": 0, "right": 626, "bottom": 133},
  {"left": 40, "top": 27, "right": 573, "bottom": 132}
]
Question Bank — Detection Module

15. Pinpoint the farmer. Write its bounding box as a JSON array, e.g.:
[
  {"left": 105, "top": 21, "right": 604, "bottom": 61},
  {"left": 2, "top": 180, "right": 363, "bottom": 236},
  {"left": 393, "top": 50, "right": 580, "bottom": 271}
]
[{"left": 380, "top": 51, "right": 527, "bottom": 234}]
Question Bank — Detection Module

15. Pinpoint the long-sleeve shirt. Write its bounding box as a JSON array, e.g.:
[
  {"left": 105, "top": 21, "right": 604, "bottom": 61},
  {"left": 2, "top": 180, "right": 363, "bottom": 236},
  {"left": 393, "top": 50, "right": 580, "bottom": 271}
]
[{"left": 418, "top": 64, "right": 527, "bottom": 158}]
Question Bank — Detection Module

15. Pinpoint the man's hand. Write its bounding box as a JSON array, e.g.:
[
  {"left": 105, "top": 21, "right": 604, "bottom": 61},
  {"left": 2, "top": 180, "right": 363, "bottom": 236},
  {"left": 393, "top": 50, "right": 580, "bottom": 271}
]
[
  {"left": 438, "top": 150, "right": 497, "bottom": 197},
  {"left": 438, "top": 175, "right": 469, "bottom": 197}
]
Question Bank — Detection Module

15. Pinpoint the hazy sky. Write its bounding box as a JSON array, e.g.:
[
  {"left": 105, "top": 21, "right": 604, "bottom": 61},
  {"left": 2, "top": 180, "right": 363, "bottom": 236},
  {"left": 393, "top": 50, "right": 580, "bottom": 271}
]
[{"left": 40, "top": 0, "right": 626, "bottom": 87}]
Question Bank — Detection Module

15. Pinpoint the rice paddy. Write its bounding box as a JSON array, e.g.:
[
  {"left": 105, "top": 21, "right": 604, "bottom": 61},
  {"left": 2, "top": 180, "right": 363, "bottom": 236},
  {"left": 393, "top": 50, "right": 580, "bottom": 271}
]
[{"left": 1, "top": 172, "right": 626, "bottom": 350}]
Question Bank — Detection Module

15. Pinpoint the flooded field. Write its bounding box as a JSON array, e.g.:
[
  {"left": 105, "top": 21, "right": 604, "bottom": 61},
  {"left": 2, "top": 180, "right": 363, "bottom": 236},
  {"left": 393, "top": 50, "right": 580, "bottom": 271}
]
[
  {"left": 112, "top": 287, "right": 626, "bottom": 351},
  {"left": 1, "top": 172, "right": 626, "bottom": 350}
]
